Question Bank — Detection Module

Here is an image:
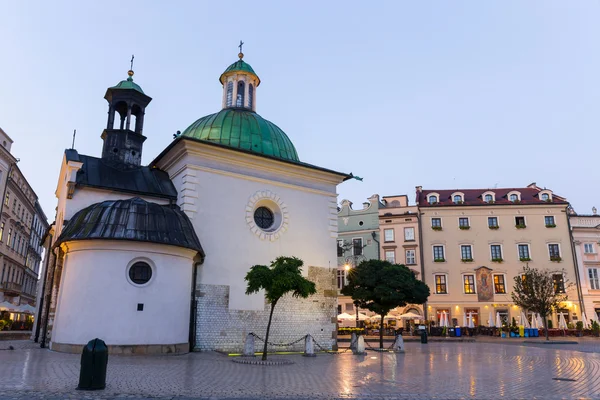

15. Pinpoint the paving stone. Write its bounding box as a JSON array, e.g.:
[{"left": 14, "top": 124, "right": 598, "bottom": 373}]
[{"left": 1, "top": 339, "right": 600, "bottom": 399}]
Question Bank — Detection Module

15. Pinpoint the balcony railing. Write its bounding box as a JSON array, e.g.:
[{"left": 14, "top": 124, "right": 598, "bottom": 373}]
[{"left": 0, "top": 282, "right": 22, "bottom": 295}]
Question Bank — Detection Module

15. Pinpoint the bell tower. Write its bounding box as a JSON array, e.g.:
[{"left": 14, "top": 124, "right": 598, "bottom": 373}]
[
  {"left": 101, "top": 66, "right": 152, "bottom": 167},
  {"left": 219, "top": 42, "right": 260, "bottom": 112}
]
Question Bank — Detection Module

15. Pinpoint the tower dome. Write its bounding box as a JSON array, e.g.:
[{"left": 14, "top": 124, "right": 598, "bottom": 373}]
[{"left": 180, "top": 48, "right": 299, "bottom": 162}]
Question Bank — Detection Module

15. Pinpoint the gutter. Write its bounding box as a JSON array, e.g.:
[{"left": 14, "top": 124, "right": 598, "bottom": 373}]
[
  {"left": 565, "top": 205, "right": 585, "bottom": 317},
  {"left": 40, "top": 247, "right": 58, "bottom": 349},
  {"left": 189, "top": 258, "right": 203, "bottom": 352}
]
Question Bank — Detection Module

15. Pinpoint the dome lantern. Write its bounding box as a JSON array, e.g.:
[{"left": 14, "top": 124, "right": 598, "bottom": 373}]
[{"left": 219, "top": 42, "right": 260, "bottom": 111}]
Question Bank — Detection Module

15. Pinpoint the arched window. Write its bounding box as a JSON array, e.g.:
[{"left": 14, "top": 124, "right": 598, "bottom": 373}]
[
  {"left": 248, "top": 84, "right": 253, "bottom": 109},
  {"left": 510, "top": 194, "right": 518, "bottom": 202},
  {"left": 484, "top": 194, "right": 493, "bottom": 203},
  {"left": 226, "top": 82, "right": 233, "bottom": 107},
  {"left": 541, "top": 193, "right": 549, "bottom": 201},
  {"left": 236, "top": 81, "right": 245, "bottom": 107},
  {"left": 428, "top": 195, "right": 438, "bottom": 204},
  {"left": 453, "top": 195, "right": 462, "bottom": 204}
]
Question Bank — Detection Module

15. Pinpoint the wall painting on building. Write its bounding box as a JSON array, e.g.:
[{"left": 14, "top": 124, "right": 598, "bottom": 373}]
[{"left": 476, "top": 266, "right": 493, "bottom": 302}]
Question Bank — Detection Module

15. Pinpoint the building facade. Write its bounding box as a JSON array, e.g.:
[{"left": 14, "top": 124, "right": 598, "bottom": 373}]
[
  {"left": 417, "top": 183, "right": 580, "bottom": 328},
  {"left": 39, "top": 52, "right": 349, "bottom": 354},
  {"left": 569, "top": 209, "right": 600, "bottom": 321},
  {"left": 336, "top": 195, "right": 381, "bottom": 315},
  {"left": 379, "top": 194, "right": 424, "bottom": 318},
  {"left": 0, "top": 157, "right": 41, "bottom": 307}
]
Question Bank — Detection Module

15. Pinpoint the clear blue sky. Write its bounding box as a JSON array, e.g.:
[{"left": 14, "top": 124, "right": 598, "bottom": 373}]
[{"left": 1, "top": 1, "right": 598, "bottom": 220}]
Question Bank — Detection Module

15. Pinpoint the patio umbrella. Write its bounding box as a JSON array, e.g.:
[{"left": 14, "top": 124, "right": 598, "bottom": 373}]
[
  {"left": 398, "top": 312, "right": 422, "bottom": 319},
  {"left": 337, "top": 312, "right": 355, "bottom": 321},
  {"left": 354, "top": 313, "right": 370, "bottom": 321},
  {"left": 496, "top": 312, "right": 502, "bottom": 328},
  {"left": 15, "top": 304, "right": 36, "bottom": 314},
  {"left": 0, "top": 301, "right": 17, "bottom": 311},
  {"left": 581, "top": 312, "right": 590, "bottom": 329},
  {"left": 444, "top": 312, "right": 450, "bottom": 327},
  {"left": 530, "top": 313, "right": 537, "bottom": 329},
  {"left": 488, "top": 312, "right": 495, "bottom": 327},
  {"left": 520, "top": 311, "right": 531, "bottom": 329},
  {"left": 558, "top": 313, "right": 568, "bottom": 330},
  {"left": 468, "top": 312, "right": 475, "bottom": 328},
  {"left": 463, "top": 313, "right": 468, "bottom": 327},
  {"left": 591, "top": 311, "right": 599, "bottom": 323},
  {"left": 536, "top": 313, "right": 544, "bottom": 328}
]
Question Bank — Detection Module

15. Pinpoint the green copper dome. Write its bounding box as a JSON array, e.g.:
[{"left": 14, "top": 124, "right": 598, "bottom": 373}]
[
  {"left": 110, "top": 76, "right": 145, "bottom": 94},
  {"left": 219, "top": 59, "right": 261, "bottom": 86},
  {"left": 181, "top": 108, "right": 299, "bottom": 162}
]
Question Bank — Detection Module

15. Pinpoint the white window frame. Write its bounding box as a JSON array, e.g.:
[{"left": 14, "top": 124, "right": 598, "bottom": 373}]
[
  {"left": 352, "top": 237, "right": 363, "bottom": 256},
  {"left": 428, "top": 194, "right": 439, "bottom": 204},
  {"left": 453, "top": 195, "right": 463, "bottom": 204},
  {"left": 462, "top": 273, "right": 477, "bottom": 294},
  {"left": 515, "top": 216, "right": 527, "bottom": 227},
  {"left": 584, "top": 243, "right": 595, "bottom": 254},
  {"left": 458, "top": 217, "right": 470, "bottom": 228},
  {"left": 493, "top": 273, "right": 507, "bottom": 294},
  {"left": 460, "top": 244, "right": 473, "bottom": 261},
  {"left": 508, "top": 191, "right": 521, "bottom": 202},
  {"left": 482, "top": 191, "right": 496, "bottom": 203},
  {"left": 547, "top": 243, "right": 561, "bottom": 259},
  {"left": 489, "top": 244, "right": 503, "bottom": 260},
  {"left": 431, "top": 217, "right": 443, "bottom": 228},
  {"left": 406, "top": 249, "right": 416, "bottom": 265},
  {"left": 539, "top": 190, "right": 552, "bottom": 201},
  {"left": 432, "top": 245, "right": 446, "bottom": 262},
  {"left": 337, "top": 239, "right": 344, "bottom": 257},
  {"left": 385, "top": 250, "right": 395, "bottom": 263},
  {"left": 588, "top": 268, "right": 600, "bottom": 290},
  {"left": 544, "top": 215, "right": 556, "bottom": 226},
  {"left": 434, "top": 273, "right": 448, "bottom": 294},
  {"left": 404, "top": 227, "right": 415, "bottom": 241},
  {"left": 384, "top": 229, "right": 394, "bottom": 242},
  {"left": 488, "top": 216, "right": 499, "bottom": 228},
  {"left": 517, "top": 243, "right": 531, "bottom": 260}
]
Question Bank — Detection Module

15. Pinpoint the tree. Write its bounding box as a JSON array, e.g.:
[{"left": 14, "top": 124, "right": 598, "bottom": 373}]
[
  {"left": 511, "top": 265, "right": 569, "bottom": 341},
  {"left": 341, "top": 260, "right": 430, "bottom": 349},
  {"left": 245, "top": 256, "right": 317, "bottom": 360}
]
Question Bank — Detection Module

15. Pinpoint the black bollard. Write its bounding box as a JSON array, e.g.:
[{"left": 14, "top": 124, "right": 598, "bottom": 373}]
[
  {"left": 77, "top": 338, "right": 108, "bottom": 390},
  {"left": 420, "top": 329, "right": 428, "bottom": 344}
]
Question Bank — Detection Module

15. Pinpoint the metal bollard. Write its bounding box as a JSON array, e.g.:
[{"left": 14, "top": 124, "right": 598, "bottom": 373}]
[
  {"left": 303, "top": 334, "right": 316, "bottom": 357},
  {"left": 353, "top": 335, "right": 367, "bottom": 355},
  {"left": 350, "top": 332, "right": 357, "bottom": 351},
  {"left": 421, "top": 330, "right": 428, "bottom": 344},
  {"left": 393, "top": 334, "right": 405, "bottom": 353},
  {"left": 242, "top": 333, "right": 255, "bottom": 357},
  {"left": 77, "top": 338, "right": 108, "bottom": 390}
]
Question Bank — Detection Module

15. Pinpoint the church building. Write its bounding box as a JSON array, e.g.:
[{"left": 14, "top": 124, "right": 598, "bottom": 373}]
[{"left": 39, "top": 50, "right": 350, "bottom": 354}]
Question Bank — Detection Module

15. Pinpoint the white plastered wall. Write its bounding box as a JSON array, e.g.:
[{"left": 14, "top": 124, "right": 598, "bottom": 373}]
[{"left": 51, "top": 240, "right": 197, "bottom": 346}]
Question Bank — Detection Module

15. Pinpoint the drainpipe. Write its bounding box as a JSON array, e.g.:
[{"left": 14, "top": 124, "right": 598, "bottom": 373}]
[
  {"left": 188, "top": 260, "right": 201, "bottom": 352},
  {"left": 0, "top": 162, "right": 14, "bottom": 217},
  {"left": 417, "top": 210, "right": 427, "bottom": 321},
  {"left": 371, "top": 231, "right": 380, "bottom": 260},
  {"left": 565, "top": 205, "right": 585, "bottom": 317},
  {"left": 33, "top": 232, "right": 52, "bottom": 342},
  {"left": 40, "top": 247, "right": 58, "bottom": 349}
]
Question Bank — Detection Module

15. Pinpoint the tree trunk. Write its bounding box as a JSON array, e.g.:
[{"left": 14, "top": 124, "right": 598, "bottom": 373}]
[
  {"left": 542, "top": 314, "right": 549, "bottom": 341},
  {"left": 262, "top": 301, "right": 277, "bottom": 361},
  {"left": 355, "top": 303, "right": 359, "bottom": 328},
  {"left": 379, "top": 314, "right": 384, "bottom": 349}
]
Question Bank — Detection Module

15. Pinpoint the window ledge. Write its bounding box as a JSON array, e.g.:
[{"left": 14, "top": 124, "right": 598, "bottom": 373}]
[
  {"left": 489, "top": 226, "right": 499, "bottom": 230},
  {"left": 404, "top": 239, "right": 416, "bottom": 242},
  {"left": 459, "top": 226, "right": 471, "bottom": 230},
  {"left": 433, "top": 259, "right": 446, "bottom": 263}
]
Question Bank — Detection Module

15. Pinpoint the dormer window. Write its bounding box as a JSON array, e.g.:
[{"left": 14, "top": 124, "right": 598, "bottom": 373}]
[
  {"left": 541, "top": 193, "right": 549, "bottom": 201},
  {"left": 428, "top": 195, "right": 438, "bottom": 204},
  {"left": 484, "top": 194, "right": 493, "bottom": 203},
  {"left": 510, "top": 194, "right": 519, "bottom": 202},
  {"left": 453, "top": 195, "right": 463, "bottom": 204}
]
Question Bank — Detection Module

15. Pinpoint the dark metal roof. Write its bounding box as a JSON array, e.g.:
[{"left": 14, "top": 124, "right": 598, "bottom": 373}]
[
  {"left": 416, "top": 187, "right": 568, "bottom": 207},
  {"left": 56, "top": 198, "right": 204, "bottom": 256},
  {"left": 65, "top": 149, "right": 177, "bottom": 200}
]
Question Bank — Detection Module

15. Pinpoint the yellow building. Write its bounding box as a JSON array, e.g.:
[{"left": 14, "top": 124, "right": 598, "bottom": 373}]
[{"left": 417, "top": 183, "right": 580, "bottom": 328}]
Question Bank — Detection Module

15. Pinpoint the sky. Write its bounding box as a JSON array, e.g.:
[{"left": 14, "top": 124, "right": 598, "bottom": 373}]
[{"left": 0, "top": 1, "right": 598, "bottom": 221}]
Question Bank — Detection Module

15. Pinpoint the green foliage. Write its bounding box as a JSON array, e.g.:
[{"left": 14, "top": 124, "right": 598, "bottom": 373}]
[
  {"left": 245, "top": 256, "right": 316, "bottom": 305},
  {"left": 592, "top": 320, "right": 600, "bottom": 335},
  {"left": 338, "top": 327, "right": 365, "bottom": 335},
  {"left": 567, "top": 322, "right": 575, "bottom": 330},
  {"left": 547, "top": 320, "right": 553, "bottom": 329},
  {"left": 576, "top": 321, "right": 584, "bottom": 331},
  {"left": 245, "top": 256, "right": 317, "bottom": 360},
  {"left": 432, "top": 226, "right": 443, "bottom": 231},
  {"left": 341, "top": 259, "right": 430, "bottom": 348}
]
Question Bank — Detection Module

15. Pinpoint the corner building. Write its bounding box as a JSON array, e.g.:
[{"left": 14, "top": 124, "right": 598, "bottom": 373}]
[{"left": 417, "top": 183, "right": 581, "bottom": 327}]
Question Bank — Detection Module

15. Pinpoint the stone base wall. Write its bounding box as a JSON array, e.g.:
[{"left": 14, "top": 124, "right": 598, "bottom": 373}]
[
  {"left": 195, "top": 266, "right": 337, "bottom": 353},
  {"left": 51, "top": 341, "right": 188, "bottom": 355}
]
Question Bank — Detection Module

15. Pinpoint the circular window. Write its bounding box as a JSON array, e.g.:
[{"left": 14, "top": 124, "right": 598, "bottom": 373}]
[
  {"left": 358, "top": 221, "right": 364, "bottom": 226},
  {"left": 254, "top": 207, "right": 274, "bottom": 229},
  {"left": 128, "top": 261, "right": 152, "bottom": 285}
]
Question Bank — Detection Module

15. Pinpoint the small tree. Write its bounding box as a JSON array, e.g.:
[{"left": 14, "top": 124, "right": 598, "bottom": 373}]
[
  {"left": 511, "top": 265, "right": 569, "bottom": 341},
  {"left": 341, "top": 260, "right": 430, "bottom": 349},
  {"left": 245, "top": 256, "right": 316, "bottom": 360}
]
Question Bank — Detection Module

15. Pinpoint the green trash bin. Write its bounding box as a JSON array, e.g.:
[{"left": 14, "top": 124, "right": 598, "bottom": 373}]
[{"left": 77, "top": 338, "right": 108, "bottom": 390}]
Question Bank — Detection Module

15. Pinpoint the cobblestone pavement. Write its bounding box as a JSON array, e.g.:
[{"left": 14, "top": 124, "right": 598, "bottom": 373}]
[{"left": 1, "top": 340, "right": 600, "bottom": 399}]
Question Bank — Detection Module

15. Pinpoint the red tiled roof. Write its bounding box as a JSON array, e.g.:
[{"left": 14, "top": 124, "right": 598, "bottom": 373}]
[{"left": 416, "top": 187, "right": 568, "bottom": 207}]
